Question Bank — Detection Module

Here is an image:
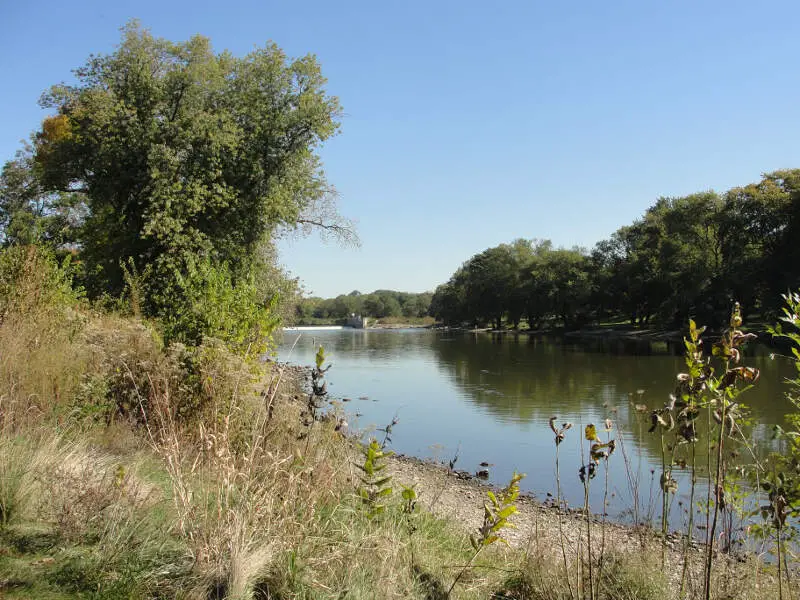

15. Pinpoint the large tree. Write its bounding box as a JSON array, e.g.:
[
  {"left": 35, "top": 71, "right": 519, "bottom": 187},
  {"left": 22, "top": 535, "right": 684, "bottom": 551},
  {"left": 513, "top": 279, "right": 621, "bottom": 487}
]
[{"left": 30, "top": 21, "right": 349, "bottom": 326}]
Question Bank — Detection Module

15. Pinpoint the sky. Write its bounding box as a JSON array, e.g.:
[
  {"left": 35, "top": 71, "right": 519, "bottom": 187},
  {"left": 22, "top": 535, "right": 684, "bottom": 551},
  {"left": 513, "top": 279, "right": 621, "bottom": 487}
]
[{"left": 2, "top": 1, "right": 800, "bottom": 298}]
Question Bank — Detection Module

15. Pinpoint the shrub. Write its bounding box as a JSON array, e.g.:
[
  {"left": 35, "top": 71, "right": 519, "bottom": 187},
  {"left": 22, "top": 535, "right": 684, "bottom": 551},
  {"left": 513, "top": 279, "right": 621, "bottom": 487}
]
[
  {"left": 157, "top": 260, "right": 280, "bottom": 356},
  {"left": 0, "top": 245, "right": 81, "bottom": 322}
]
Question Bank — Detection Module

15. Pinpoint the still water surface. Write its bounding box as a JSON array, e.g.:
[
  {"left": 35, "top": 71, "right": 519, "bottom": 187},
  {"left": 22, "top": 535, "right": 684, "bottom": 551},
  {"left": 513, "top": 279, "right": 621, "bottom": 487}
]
[{"left": 278, "top": 328, "right": 795, "bottom": 528}]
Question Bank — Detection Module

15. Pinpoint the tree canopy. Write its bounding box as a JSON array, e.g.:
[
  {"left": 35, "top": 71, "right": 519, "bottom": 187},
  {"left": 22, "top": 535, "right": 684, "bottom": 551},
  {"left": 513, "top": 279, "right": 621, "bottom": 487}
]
[
  {"left": 431, "top": 170, "right": 800, "bottom": 330},
  {"left": 0, "top": 22, "right": 352, "bottom": 346}
]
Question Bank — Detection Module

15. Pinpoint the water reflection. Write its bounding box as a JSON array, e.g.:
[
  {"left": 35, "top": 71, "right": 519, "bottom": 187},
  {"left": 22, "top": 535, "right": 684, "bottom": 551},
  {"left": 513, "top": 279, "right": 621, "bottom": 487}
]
[{"left": 278, "top": 329, "right": 795, "bottom": 528}]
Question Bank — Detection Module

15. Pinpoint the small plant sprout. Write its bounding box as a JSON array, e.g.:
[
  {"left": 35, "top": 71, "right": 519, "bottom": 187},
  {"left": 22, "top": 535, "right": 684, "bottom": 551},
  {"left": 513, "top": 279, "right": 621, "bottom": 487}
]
[
  {"left": 401, "top": 484, "right": 418, "bottom": 515},
  {"left": 301, "top": 346, "right": 330, "bottom": 428},
  {"left": 447, "top": 471, "right": 525, "bottom": 597},
  {"left": 355, "top": 439, "right": 393, "bottom": 518}
]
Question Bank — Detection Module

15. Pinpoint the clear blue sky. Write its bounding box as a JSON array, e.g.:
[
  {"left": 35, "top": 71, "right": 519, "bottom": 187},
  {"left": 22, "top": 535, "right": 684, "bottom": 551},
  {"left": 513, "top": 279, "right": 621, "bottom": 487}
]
[{"left": 2, "top": 1, "right": 799, "bottom": 297}]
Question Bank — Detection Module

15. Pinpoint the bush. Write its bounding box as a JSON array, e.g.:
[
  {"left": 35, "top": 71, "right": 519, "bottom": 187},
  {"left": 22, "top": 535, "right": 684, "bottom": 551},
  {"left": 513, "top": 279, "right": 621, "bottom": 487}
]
[
  {"left": 157, "top": 260, "right": 280, "bottom": 356},
  {"left": 0, "top": 245, "right": 81, "bottom": 321}
]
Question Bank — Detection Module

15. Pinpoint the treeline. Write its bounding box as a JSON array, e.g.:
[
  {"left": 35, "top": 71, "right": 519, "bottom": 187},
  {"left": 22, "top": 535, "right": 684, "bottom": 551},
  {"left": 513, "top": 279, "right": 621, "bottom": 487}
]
[
  {"left": 295, "top": 289, "right": 432, "bottom": 323},
  {"left": 431, "top": 169, "right": 800, "bottom": 330}
]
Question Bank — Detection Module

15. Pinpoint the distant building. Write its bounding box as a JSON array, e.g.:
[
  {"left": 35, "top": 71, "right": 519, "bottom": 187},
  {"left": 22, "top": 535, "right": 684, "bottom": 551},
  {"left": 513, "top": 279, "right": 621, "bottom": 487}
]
[{"left": 346, "top": 313, "right": 367, "bottom": 328}]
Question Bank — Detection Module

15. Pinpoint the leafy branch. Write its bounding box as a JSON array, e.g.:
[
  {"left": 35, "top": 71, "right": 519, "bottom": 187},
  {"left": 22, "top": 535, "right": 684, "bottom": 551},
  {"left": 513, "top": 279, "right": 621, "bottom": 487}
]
[{"left": 447, "top": 471, "right": 525, "bottom": 597}]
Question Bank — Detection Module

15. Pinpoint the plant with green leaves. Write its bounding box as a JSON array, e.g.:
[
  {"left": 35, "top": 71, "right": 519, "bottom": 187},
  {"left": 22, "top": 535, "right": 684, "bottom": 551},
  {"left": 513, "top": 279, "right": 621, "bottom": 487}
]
[
  {"left": 355, "top": 439, "right": 393, "bottom": 518},
  {"left": 306, "top": 346, "right": 330, "bottom": 422},
  {"left": 299, "top": 345, "right": 330, "bottom": 454},
  {"left": 702, "top": 303, "right": 759, "bottom": 600},
  {"left": 447, "top": 471, "right": 525, "bottom": 597},
  {"left": 401, "top": 484, "right": 418, "bottom": 515},
  {"left": 160, "top": 259, "right": 281, "bottom": 353},
  {"left": 644, "top": 309, "right": 759, "bottom": 598},
  {"left": 378, "top": 412, "right": 400, "bottom": 449},
  {"left": 755, "top": 291, "right": 800, "bottom": 599},
  {"left": 674, "top": 318, "right": 708, "bottom": 598}
]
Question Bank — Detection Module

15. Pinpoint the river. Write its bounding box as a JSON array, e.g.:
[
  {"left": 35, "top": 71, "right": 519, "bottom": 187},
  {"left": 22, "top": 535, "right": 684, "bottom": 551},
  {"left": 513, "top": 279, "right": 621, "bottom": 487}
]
[{"left": 277, "top": 328, "right": 796, "bottom": 532}]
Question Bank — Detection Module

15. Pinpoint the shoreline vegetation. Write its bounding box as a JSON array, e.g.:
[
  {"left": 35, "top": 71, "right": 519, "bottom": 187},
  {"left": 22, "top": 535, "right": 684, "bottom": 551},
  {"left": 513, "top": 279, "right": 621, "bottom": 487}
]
[
  {"left": 1, "top": 247, "right": 796, "bottom": 599},
  {"left": 1, "top": 281, "right": 786, "bottom": 576},
  {"left": 1, "top": 197, "right": 796, "bottom": 591}
]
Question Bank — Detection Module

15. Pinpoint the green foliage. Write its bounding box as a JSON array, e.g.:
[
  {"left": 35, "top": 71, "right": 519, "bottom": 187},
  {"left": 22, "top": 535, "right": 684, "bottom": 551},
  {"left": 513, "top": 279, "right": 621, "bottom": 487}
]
[
  {"left": 158, "top": 259, "right": 280, "bottom": 354},
  {"left": 355, "top": 439, "right": 393, "bottom": 517},
  {"left": 300, "top": 345, "right": 330, "bottom": 430},
  {"left": 432, "top": 169, "right": 800, "bottom": 329},
  {"left": 471, "top": 471, "right": 524, "bottom": 550},
  {"left": 0, "top": 245, "right": 81, "bottom": 322},
  {"left": 401, "top": 484, "right": 418, "bottom": 514},
  {"left": 448, "top": 472, "right": 525, "bottom": 597},
  {"left": 432, "top": 239, "right": 593, "bottom": 329},
  {"left": 0, "top": 147, "right": 83, "bottom": 249},
  {"left": 296, "top": 289, "right": 433, "bottom": 323},
  {"left": 754, "top": 292, "right": 800, "bottom": 575},
  {"left": 4, "top": 21, "right": 347, "bottom": 343}
]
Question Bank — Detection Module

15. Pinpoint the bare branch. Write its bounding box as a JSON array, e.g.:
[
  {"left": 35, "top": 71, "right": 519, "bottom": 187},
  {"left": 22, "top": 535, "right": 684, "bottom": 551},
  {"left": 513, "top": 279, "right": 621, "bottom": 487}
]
[{"left": 290, "top": 187, "right": 360, "bottom": 247}]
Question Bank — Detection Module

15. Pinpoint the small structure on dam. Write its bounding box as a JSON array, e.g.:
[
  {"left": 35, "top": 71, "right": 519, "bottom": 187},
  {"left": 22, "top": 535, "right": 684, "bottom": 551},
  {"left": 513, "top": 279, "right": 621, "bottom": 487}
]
[{"left": 346, "top": 313, "right": 368, "bottom": 329}]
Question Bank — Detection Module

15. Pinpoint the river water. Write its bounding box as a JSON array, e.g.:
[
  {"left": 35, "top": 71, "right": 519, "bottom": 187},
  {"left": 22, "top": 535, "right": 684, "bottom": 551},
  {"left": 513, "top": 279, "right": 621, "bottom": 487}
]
[{"left": 277, "top": 328, "right": 796, "bottom": 532}]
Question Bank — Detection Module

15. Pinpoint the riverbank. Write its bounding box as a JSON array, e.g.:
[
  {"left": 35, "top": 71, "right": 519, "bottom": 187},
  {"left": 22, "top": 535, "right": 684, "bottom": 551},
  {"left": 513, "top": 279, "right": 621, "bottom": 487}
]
[
  {"left": 437, "top": 324, "right": 684, "bottom": 340},
  {"left": 434, "top": 322, "right": 779, "bottom": 347},
  {"left": 0, "top": 298, "right": 786, "bottom": 599},
  {"left": 290, "top": 316, "right": 436, "bottom": 329},
  {"left": 386, "top": 452, "right": 777, "bottom": 599}
]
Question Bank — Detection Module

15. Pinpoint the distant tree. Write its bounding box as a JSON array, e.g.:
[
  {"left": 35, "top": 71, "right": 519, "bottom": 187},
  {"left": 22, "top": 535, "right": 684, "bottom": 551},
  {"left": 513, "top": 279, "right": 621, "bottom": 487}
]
[{"left": 722, "top": 170, "right": 800, "bottom": 317}]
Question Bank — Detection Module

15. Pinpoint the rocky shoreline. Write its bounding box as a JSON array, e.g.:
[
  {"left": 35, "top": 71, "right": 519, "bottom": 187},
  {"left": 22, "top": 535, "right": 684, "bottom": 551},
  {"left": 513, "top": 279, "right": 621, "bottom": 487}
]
[{"left": 385, "top": 453, "right": 773, "bottom": 596}]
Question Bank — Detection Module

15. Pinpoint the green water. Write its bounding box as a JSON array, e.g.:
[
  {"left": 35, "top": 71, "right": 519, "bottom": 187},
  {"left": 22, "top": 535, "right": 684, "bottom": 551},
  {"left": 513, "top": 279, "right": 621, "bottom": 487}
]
[{"left": 278, "top": 328, "right": 795, "bottom": 531}]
